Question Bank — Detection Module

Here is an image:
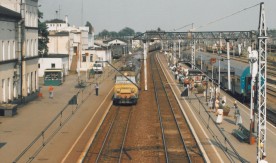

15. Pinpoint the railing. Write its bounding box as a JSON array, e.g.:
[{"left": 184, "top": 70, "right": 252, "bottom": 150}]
[
  {"left": 187, "top": 93, "right": 248, "bottom": 163},
  {"left": 13, "top": 67, "right": 117, "bottom": 163}
]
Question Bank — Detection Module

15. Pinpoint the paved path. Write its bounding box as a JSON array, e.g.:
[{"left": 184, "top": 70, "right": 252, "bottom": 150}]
[
  {"left": 0, "top": 65, "right": 118, "bottom": 163},
  {"left": 158, "top": 52, "right": 276, "bottom": 163}
]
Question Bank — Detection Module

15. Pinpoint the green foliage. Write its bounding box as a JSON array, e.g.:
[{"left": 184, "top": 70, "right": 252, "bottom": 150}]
[
  {"left": 196, "top": 85, "right": 205, "bottom": 93},
  {"left": 118, "top": 27, "right": 135, "bottom": 36},
  {"left": 223, "top": 105, "right": 230, "bottom": 112},
  {"left": 98, "top": 29, "right": 110, "bottom": 38},
  {"left": 97, "top": 27, "right": 138, "bottom": 39},
  {"left": 38, "top": 9, "right": 49, "bottom": 56},
  {"left": 85, "top": 21, "right": 93, "bottom": 34}
]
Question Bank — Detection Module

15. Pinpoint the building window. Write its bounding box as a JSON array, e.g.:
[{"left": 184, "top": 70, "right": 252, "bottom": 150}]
[
  {"left": 26, "top": 40, "right": 29, "bottom": 56},
  {"left": 7, "top": 41, "right": 10, "bottom": 60},
  {"left": 51, "top": 63, "right": 55, "bottom": 68},
  {"left": 2, "top": 41, "right": 5, "bottom": 60},
  {"left": 2, "top": 79, "right": 6, "bottom": 103},
  {"left": 90, "top": 54, "right": 93, "bottom": 62},
  {"left": 34, "top": 39, "right": 36, "bottom": 56},
  {"left": 30, "top": 39, "right": 33, "bottom": 56},
  {"left": 13, "top": 41, "right": 16, "bottom": 59},
  {"left": 38, "top": 63, "right": 40, "bottom": 68},
  {"left": 73, "top": 47, "right": 77, "bottom": 53},
  {"left": 82, "top": 54, "right": 86, "bottom": 62}
]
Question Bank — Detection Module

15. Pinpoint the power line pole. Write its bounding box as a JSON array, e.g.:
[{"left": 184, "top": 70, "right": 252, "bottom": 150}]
[{"left": 257, "top": 2, "right": 268, "bottom": 162}]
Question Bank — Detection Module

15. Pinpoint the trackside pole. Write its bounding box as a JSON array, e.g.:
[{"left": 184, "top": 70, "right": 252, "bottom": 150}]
[
  {"left": 144, "top": 42, "right": 148, "bottom": 91},
  {"left": 226, "top": 40, "right": 231, "bottom": 90}
]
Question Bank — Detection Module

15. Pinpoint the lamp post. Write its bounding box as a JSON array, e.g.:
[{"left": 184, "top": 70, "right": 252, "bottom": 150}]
[{"left": 178, "top": 35, "right": 181, "bottom": 59}]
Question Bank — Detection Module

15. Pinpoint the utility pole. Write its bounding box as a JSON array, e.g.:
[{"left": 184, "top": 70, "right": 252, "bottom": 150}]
[
  {"left": 257, "top": 2, "right": 267, "bottom": 162},
  {"left": 191, "top": 40, "right": 195, "bottom": 69},
  {"left": 226, "top": 39, "right": 231, "bottom": 90},
  {"left": 143, "top": 40, "right": 148, "bottom": 91},
  {"left": 248, "top": 47, "right": 258, "bottom": 145},
  {"left": 173, "top": 40, "right": 176, "bottom": 65},
  {"left": 178, "top": 35, "right": 181, "bottom": 59}
]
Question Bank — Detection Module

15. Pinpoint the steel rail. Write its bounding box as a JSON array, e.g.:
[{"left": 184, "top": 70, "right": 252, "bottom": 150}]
[
  {"left": 95, "top": 106, "right": 120, "bottom": 163},
  {"left": 118, "top": 106, "right": 133, "bottom": 162},
  {"left": 152, "top": 54, "right": 192, "bottom": 162},
  {"left": 156, "top": 53, "right": 207, "bottom": 162},
  {"left": 150, "top": 53, "right": 169, "bottom": 163},
  {"left": 94, "top": 106, "right": 133, "bottom": 163}
]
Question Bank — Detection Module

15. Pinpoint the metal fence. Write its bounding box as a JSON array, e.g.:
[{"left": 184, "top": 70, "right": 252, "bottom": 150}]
[{"left": 13, "top": 67, "right": 117, "bottom": 163}]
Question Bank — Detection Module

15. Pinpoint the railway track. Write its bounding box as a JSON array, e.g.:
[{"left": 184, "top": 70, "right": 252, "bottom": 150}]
[
  {"left": 82, "top": 105, "right": 133, "bottom": 163},
  {"left": 267, "top": 109, "right": 276, "bottom": 126},
  {"left": 150, "top": 53, "right": 205, "bottom": 162}
]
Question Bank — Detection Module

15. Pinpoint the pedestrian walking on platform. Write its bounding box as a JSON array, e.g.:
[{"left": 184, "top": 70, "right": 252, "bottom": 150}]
[
  {"left": 216, "top": 108, "right": 223, "bottom": 124},
  {"left": 174, "top": 70, "right": 178, "bottom": 80},
  {"left": 208, "top": 98, "right": 213, "bottom": 111},
  {"left": 260, "top": 153, "right": 268, "bottom": 163},
  {"left": 234, "top": 101, "right": 242, "bottom": 125},
  {"left": 48, "top": 85, "right": 54, "bottom": 99},
  {"left": 95, "top": 83, "right": 99, "bottom": 96}
]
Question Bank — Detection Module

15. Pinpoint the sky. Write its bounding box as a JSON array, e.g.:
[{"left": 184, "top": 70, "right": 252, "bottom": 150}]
[{"left": 39, "top": 0, "right": 276, "bottom": 34}]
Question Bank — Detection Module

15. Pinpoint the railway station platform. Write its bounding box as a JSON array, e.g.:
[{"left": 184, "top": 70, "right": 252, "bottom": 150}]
[
  {"left": 157, "top": 52, "right": 276, "bottom": 162},
  {"left": 0, "top": 65, "right": 118, "bottom": 163}
]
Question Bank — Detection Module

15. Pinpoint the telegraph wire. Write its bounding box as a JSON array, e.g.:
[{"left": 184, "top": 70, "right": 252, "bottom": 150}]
[{"left": 195, "top": 3, "right": 260, "bottom": 30}]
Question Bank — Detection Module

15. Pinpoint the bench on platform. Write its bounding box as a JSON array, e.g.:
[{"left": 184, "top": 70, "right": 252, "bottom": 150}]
[
  {"left": 232, "top": 124, "right": 255, "bottom": 143},
  {"left": 0, "top": 104, "right": 17, "bottom": 117}
]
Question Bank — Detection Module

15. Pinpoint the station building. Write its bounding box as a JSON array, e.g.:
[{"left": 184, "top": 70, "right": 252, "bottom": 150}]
[
  {"left": 40, "top": 17, "right": 111, "bottom": 77},
  {"left": 0, "top": 0, "right": 39, "bottom": 104}
]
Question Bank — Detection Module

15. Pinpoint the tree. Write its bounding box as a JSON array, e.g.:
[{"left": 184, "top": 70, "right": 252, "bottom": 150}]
[
  {"left": 98, "top": 29, "right": 110, "bottom": 38},
  {"left": 118, "top": 27, "right": 135, "bottom": 36},
  {"left": 135, "top": 32, "right": 142, "bottom": 36},
  {"left": 109, "top": 31, "right": 119, "bottom": 37},
  {"left": 85, "top": 21, "right": 94, "bottom": 34},
  {"left": 38, "top": 10, "right": 49, "bottom": 56}
]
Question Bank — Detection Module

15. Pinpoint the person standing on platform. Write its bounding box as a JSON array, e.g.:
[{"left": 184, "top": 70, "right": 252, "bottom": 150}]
[
  {"left": 234, "top": 101, "right": 242, "bottom": 125},
  {"left": 208, "top": 98, "right": 213, "bottom": 111},
  {"left": 48, "top": 85, "right": 54, "bottom": 99},
  {"left": 175, "top": 70, "right": 178, "bottom": 80},
  {"left": 215, "top": 98, "right": 220, "bottom": 113},
  {"left": 95, "top": 83, "right": 99, "bottom": 96},
  {"left": 216, "top": 107, "right": 223, "bottom": 124},
  {"left": 260, "top": 153, "right": 268, "bottom": 163}
]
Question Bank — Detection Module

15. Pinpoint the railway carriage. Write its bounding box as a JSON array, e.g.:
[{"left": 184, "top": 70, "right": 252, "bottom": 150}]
[
  {"left": 111, "top": 45, "right": 124, "bottom": 59},
  {"left": 193, "top": 52, "right": 252, "bottom": 101}
]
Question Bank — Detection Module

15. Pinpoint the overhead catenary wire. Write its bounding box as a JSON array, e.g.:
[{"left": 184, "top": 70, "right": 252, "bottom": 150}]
[
  {"left": 194, "top": 2, "right": 260, "bottom": 30},
  {"left": 170, "top": 3, "right": 260, "bottom": 32}
]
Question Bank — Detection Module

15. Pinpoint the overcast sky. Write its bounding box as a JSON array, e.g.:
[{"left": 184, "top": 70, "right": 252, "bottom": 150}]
[{"left": 39, "top": 0, "right": 276, "bottom": 34}]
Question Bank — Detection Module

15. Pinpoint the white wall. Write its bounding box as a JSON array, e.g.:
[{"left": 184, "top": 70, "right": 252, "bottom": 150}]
[
  {"left": 47, "top": 23, "right": 68, "bottom": 31},
  {"left": 38, "top": 58, "right": 69, "bottom": 77},
  {"left": 0, "top": 20, "right": 17, "bottom": 62},
  {"left": 0, "top": 0, "right": 20, "bottom": 12},
  {"left": 48, "top": 35, "right": 70, "bottom": 54},
  {"left": 0, "top": 63, "right": 16, "bottom": 103}
]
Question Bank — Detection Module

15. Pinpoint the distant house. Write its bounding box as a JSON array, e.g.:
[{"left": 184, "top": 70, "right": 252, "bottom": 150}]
[
  {"left": 43, "top": 17, "right": 97, "bottom": 74},
  {"left": 38, "top": 54, "right": 69, "bottom": 77},
  {"left": 45, "top": 17, "right": 68, "bottom": 31},
  {"left": 85, "top": 43, "right": 112, "bottom": 68},
  {"left": 104, "top": 38, "right": 127, "bottom": 46}
]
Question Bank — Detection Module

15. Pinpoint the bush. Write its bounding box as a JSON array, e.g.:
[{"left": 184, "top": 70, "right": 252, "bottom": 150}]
[
  {"left": 223, "top": 105, "right": 230, "bottom": 112},
  {"left": 197, "top": 85, "right": 205, "bottom": 93}
]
